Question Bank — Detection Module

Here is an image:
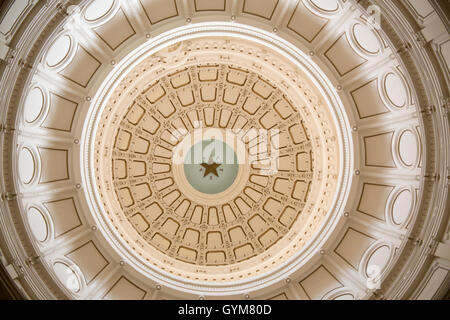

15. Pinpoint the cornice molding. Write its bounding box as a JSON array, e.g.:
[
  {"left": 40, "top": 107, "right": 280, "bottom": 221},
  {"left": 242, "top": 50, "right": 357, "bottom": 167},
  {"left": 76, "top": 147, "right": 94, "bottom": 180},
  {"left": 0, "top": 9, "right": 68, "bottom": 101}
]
[{"left": 0, "top": 0, "right": 86, "bottom": 300}]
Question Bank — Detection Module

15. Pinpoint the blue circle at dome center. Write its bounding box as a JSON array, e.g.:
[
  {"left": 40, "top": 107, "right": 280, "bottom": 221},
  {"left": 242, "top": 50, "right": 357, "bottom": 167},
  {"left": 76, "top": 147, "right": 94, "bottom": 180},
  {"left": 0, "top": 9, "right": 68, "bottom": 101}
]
[{"left": 183, "top": 139, "right": 238, "bottom": 194}]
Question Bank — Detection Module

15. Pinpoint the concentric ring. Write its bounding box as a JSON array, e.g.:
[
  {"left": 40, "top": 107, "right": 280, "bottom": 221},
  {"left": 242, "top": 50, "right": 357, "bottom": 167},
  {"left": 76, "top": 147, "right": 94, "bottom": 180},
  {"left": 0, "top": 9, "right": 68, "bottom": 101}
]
[{"left": 82, "top": 23, "right": 352, "bottom": 295}]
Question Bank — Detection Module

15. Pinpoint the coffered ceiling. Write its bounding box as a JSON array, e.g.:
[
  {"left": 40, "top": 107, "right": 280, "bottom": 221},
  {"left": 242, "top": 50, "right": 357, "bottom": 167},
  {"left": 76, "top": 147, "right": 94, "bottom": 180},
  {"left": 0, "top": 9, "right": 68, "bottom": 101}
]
[{"left": 0, "top": 0, "right": 448, "bottom": 300}]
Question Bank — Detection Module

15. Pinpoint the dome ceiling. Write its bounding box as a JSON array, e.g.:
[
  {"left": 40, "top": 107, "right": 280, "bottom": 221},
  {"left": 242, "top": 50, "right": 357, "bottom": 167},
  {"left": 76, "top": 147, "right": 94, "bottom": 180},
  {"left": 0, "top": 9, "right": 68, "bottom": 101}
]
[
  {"left": 0, "top": 0, "right": 448, "bottom": 300},
  {"left": 89, "top": 36, "right": 342, "bottom": 284}
]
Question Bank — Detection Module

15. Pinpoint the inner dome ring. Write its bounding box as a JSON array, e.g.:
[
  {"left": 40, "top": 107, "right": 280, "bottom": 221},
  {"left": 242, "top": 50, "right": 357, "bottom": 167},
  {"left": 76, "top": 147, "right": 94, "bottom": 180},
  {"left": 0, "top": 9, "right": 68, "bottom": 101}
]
[{"left": 82, "top": 22, "right": 352, "bottom": 294}]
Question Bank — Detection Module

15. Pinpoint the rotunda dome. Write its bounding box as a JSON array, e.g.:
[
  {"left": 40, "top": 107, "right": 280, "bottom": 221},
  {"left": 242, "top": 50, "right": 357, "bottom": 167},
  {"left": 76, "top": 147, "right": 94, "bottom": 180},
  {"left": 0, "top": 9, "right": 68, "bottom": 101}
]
[{"left": 0, "top": 0, "right": 448, "bottom": 300}]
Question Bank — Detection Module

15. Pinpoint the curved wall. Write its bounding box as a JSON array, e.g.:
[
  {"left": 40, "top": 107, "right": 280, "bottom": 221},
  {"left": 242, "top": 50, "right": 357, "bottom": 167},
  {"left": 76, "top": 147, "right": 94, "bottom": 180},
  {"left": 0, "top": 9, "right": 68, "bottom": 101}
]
[{"left": 0, "top": 0, "right": 448, "bottom": 300}]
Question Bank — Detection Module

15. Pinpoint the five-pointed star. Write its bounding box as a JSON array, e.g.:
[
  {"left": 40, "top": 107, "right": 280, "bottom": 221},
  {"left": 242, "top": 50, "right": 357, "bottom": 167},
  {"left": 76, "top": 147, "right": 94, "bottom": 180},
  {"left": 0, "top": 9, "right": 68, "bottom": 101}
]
[{"left": 200, "top": 162, "right": 221, "bottom": 177}]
